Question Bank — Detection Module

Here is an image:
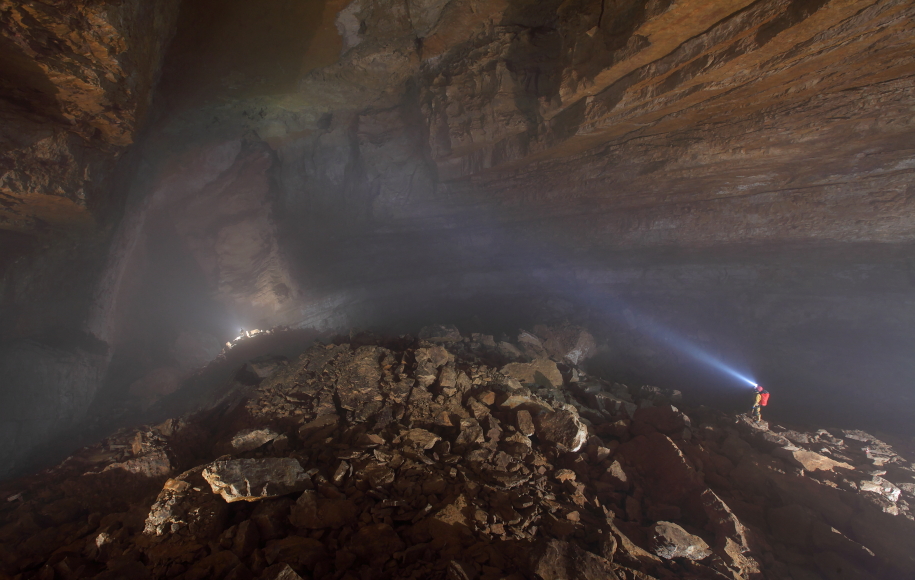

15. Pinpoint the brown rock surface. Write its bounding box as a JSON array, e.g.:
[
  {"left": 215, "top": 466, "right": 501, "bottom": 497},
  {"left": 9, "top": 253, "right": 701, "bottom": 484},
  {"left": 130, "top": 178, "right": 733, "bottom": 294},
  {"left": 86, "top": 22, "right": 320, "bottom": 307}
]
[{"left": 0, "top": 331, "right": 913, "bottom": 579}]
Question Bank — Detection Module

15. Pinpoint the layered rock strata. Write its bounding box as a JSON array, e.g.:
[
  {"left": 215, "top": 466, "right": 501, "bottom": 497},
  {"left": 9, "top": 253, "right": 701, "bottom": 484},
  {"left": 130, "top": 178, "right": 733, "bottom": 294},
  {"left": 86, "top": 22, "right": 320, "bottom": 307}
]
[
  {"left": 0, "top": 0, "right": 182, "bottom": 231},
  {"left": 1, "top": 326, "right": 913, "bottom": 580}
]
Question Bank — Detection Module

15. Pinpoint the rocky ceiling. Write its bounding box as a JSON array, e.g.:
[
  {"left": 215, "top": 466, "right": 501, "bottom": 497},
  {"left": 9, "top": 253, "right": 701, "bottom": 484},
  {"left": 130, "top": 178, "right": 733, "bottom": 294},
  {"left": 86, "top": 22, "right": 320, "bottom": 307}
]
[{"left": 0, "top": 0, "right": 914, "bottom": 476}]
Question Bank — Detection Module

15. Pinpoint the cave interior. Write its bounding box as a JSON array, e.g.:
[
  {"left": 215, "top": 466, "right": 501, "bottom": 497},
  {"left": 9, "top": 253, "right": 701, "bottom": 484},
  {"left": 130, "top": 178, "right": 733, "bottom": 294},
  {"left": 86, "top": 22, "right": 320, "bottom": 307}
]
[{"left": 0, "top": 0, "right": 914, "bottom": 481}]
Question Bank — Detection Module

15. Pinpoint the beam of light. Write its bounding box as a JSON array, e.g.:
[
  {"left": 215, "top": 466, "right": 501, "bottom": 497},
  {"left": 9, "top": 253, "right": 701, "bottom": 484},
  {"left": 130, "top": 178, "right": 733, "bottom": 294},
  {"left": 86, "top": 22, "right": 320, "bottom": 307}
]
[{"left": 620, "top": 309, "right": 758, "bottom": 388}]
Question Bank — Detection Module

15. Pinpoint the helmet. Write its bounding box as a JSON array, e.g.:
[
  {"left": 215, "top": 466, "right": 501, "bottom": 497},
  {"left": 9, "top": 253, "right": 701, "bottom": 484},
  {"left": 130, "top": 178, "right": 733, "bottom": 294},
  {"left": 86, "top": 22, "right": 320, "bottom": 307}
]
[{"left": 756, "top": 385, "right": 764, "bottom": 392}]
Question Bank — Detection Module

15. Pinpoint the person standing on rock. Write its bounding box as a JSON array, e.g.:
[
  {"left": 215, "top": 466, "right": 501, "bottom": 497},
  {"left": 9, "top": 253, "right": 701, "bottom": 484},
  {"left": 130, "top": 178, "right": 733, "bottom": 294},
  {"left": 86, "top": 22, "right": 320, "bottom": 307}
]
[{"left": 751, "top": 385, "right": 770, "bottom": 421}]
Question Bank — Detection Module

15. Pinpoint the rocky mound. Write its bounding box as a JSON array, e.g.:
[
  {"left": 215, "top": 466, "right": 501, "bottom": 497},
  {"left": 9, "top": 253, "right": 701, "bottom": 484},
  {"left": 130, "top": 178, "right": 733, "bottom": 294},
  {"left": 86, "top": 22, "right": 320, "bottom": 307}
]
[{"left": 1, "top": 326, "right": 913, "bottom": 580}]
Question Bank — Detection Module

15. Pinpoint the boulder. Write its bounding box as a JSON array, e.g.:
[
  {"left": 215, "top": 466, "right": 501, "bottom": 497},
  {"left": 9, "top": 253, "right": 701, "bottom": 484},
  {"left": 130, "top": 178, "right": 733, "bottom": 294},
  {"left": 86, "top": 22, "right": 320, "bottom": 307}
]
[
  {"left": 500, "top": 359, "right": 563, "bottom": 388},
  {"left": 400, "top": 428, "right": 441, "bottom": 450},
  {"left": 599, "top": 461, "right": 630, "bottom": 491},
  {"left": 143, "top": 467, "right": 229, "bottom": 540},
  {"left": 103, "top": 449, "right": 173, "bottom": 478},
  {"left": 230, "top": 428, "right": 280, "bottom": 453},
  {"left": 533, "top": 410, "right": 588, "bottom": 452},
  {"left": 202, "top": 458, "right": 310, "bottom": 502},
  {"left": 532, "top": 324, "right": 596, "bottom": 365},
  {"left": 772, "top": 446, "right": 854, "bottom": 472},
  {"left": 648, "top": 522, "right": 712, "bottom": 560},
  {"left": 859, "top": 476, "right": 901, "bottom": 502},
  {"left": 515, "top": 410, "right": 535, "bottom": 437}
]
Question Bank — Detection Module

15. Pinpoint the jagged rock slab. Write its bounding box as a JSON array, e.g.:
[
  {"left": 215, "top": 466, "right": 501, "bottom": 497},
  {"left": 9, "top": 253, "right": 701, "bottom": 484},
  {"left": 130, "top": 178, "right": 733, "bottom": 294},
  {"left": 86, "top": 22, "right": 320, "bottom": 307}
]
[
  {"left": 230, "top": 428, "right": 280, "bottom": 452},
  {"left": 533, "top": 409, "right": 588, "bottom": 452},
  {"left": 501, "top": 358, "right": 563, "bottom": 388},
  {"left": 202, "top": 458, "right": 310, "bottom": 502},
  {"left": 648, "top": 521, "right": 712, "bottom": 560}
]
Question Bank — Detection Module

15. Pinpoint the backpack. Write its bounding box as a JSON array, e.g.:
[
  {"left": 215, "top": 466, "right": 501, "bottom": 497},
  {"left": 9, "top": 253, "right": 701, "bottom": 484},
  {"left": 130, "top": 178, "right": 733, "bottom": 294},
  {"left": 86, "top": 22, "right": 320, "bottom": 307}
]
[{"left": 759, "top": 390, "right": 770, "bottom": 406}]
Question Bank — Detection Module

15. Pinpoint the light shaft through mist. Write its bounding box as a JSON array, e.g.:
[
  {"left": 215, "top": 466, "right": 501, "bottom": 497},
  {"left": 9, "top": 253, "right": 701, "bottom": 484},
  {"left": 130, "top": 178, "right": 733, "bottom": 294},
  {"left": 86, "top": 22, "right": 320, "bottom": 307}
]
[
  {"left": 625, "top": 309, "right": 758, "bottom": 388},
  {"left": 563, "top": 273, "right": 759, "bottom": 389}
]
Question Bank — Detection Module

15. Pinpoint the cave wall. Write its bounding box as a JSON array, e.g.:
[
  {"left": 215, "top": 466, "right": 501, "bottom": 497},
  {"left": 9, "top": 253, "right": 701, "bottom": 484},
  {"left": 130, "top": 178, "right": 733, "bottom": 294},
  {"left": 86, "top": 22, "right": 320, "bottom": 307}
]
[
  {"left": 0, "top": 0, "right": 182, "bottom": 231},
  {"left": 0, "top": 0, "right": 183, "bottom": 476},
  {"left": 1, "top": 0, "right": 914, "bottom": 476}
]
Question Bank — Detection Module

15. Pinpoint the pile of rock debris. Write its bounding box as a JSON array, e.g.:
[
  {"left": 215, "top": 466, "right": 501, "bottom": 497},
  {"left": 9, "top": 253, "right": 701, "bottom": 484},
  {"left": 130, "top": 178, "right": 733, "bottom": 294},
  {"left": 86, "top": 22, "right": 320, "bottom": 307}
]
[{"left": 1, "top": 325, "right": 914, "bottom": 580}]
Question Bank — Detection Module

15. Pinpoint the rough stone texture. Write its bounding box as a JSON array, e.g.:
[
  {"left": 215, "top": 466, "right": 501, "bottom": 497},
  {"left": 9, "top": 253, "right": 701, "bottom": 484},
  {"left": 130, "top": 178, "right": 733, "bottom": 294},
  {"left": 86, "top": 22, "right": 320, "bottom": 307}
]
[
  {"left": 0, "top": 332, "right": 913, "bottom": 579},
  {"left": 230, "top": 428, "right": 280, "bottom": 453},
  {"left": 533, "top": 324, "right": 597, "bottom": 365},
  {"left": 648, "top": 521, "right": 712, "bottom": 561},
  {"left": 528, "top": 539, "right": 620, "bottom": 580},
  {"left": 201, "top": 459, "right": 309, "bottom": 502},
  {"left": 0, "top": 0, "right": 182, "bottom": 231},
  {"left": 501, "top": 359, "right": 564, "bottom": 389},
  {"left": 533, "top": 409, "right": 589, "bottom": 452},
  {"left": 289, "top": 491, "right": 358, "bottom": 530},
  {"left": 774, "top": 446, "right": 855, "bottom": 473}
]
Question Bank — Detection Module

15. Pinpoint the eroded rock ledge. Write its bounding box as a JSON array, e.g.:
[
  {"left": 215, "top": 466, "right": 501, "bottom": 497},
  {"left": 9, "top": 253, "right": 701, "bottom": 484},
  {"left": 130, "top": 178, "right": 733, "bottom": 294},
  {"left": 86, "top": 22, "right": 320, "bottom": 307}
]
[{"left": 1, "top": 326, "right": 913, "bottom": 580}]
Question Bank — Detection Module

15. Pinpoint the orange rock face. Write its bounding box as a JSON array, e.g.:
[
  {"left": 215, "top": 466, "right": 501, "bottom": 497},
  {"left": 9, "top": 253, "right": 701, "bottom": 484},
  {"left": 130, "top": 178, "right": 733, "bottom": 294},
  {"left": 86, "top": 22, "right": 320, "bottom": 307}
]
[{"left": 0, "top": 0, "right": 181, "bottom": 231}]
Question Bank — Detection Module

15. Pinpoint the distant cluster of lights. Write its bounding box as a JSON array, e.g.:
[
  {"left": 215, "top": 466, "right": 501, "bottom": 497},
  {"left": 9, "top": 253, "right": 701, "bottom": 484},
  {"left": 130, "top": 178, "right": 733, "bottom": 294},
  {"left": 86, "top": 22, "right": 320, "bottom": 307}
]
[{"left": 224, "top": 327, "right": 266, "bottom": 349}]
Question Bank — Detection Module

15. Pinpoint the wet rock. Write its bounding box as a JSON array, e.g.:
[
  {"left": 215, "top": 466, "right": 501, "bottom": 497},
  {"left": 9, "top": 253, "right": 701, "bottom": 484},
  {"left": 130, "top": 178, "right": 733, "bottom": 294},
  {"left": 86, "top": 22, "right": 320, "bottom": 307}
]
[
  {"left": 533, "top": 410, "right": 588, "bottom": 452},
  {"left": 202, "top": 459, "right": 310, "bottom": 502},
  {"left": 648, "top": 522, "right": 711, "bottom": 560}
]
